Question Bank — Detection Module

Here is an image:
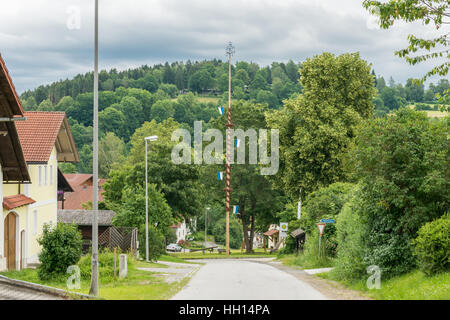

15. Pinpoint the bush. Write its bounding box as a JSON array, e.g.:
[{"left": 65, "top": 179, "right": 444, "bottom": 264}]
[
  {"left": 298, "top": 182, "right": 355, "bottom": 258},
  {"left": 415, "top": 103, "right": 433, "bottom": 111},
  {"left": 301, "top": 182, "right": 355, "bottom": 235},
  {"left": 138, "top": 225, "right": 165, "bottom": 261},
  {"left": 332, "top": 195, "right": 369, "bottom": 281},
  {"left": 413, "top": 213, "right": 450, "bottom": 276},
  {"left": 78, "top": 248, "right": 135, "bottom": 282},
  {"left": 37, "top": 223, "right": 82, "bottom": 280},
  {"left": 347, "top": 108, "right": 448, "bottom": 278}
]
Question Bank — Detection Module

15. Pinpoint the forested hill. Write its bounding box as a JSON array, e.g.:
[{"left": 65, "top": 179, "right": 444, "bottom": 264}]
[
  {"left": 18, "top": 58, "right": 449, "bottom": 176},
  {"left": 20, "top": 59, "right": 303, "bottom": 110}
]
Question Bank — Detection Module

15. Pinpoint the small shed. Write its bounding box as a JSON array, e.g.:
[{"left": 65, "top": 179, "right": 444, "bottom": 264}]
[
  {"left": 290, "top": 228, "right": 306, "bottom": 255},
  {"left": 57, "top": 209, "right": 115, "bottom": 240}
]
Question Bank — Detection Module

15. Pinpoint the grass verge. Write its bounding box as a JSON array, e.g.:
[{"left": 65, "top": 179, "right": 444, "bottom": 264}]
[
  {"left": 318, "top": 270, "right": 450, "bottom": 300},
  {"left": 277, "top": 253, "right": 335, "bottom": 270},
  {"left": 0, "top": 256, "right": 194, "bottom": 300}
]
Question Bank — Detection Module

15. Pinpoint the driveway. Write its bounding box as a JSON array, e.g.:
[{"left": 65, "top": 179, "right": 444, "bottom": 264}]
[
  {"left": 171, "top": 259, "right": 327, "bottom": 300},
  {"left": 138, "top": 260, "right": 201, "bottom": 283}
]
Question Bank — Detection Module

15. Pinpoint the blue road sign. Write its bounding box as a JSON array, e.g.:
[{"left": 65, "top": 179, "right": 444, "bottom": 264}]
[{"left": 320, "top": 219, "right": 335, "bottom": 223}]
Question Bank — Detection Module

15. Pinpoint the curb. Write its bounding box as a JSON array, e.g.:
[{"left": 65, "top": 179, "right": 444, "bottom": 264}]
[{"left": 0, "top": 275, "right": 100, "bottom": 300}]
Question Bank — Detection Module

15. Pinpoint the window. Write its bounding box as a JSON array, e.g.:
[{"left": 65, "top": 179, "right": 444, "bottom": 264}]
[
  {"left": 33, "top": 210, "right": 38, "bottom": 235},
  {"left": 50, "top": 165, "right": 53, "bottom": 185},
  {"left": 44, "top": 165, "right": 48, "bottom": 185},
  {"left": 38, "top": 166, "right": 42, "bottom": 186}
]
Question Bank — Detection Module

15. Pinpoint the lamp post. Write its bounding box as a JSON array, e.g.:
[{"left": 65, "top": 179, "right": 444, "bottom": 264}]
[
  {"left": 89, "top": 0, "right": 99, "bottom": 296},
  {"left": 204, "top": 207, "right": 210, "bottom": 249},
  {"left": 145, "top": 135, "right": 158, "bottom": 262}
]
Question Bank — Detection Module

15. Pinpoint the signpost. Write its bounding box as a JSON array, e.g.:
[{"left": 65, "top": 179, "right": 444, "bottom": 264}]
[
  {"left": 280, "top": 222, "right": 288, "bottom": 239},
  {"left": 320, "top": 219, "right": 335, "bottom": 224},
  {"left": 317, "top": 223, "right": 326, "bottom": 258}
]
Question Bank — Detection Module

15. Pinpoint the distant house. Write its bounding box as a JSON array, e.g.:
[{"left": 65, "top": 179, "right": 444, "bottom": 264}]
[
  {"left": 263, "top": 224, "right": 285, "bottom": 251},
  {"left": 58, "top": 174, "right": 106, "bottom": 210},
  {"left": 170, "top": 219, "right": 194, "bottom": 244}
]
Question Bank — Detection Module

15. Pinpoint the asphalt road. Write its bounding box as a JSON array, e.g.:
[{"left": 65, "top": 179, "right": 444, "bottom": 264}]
[{"left": 171, "top": 259, "right": 328, "bottom": 300}]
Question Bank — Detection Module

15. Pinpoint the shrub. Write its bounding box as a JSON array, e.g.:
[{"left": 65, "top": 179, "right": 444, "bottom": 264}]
[
  {"left": 415, "top": 103, "right": 432, "bottom": 111},
  {"left": 298, "top": 182, "right": 355, "bottom": 258},
  {"left": 332, "top": 193, "right": 369, "bottom": 281},
  {"left": 413, "top": 213, "right": 450, "bottom": 276},
  {"left": 347, "top": 108, "right": 448, "bottom": 278},
  {"left": 138, "top": 225, "right": 165, "bottom": 261},
  {"left": 37, "top": 223, "right": 82, "bottom": 280},
  {"left": 78, "top": 248, "right": 135, "bottom": 282},
  {"left": 301, "top": 182, "right": 355, "bottom": 235}
]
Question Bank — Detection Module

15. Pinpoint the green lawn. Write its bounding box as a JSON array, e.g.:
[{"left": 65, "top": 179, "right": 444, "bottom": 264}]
[
  {"left": 0, "top": 257, "right": 191, "bottom": 300},
  {"left": 319, "top": 270, "right": 450, "bottom": 300}
]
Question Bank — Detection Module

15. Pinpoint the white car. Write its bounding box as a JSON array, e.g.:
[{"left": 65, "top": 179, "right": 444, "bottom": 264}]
[{"left": 166, "top": 243, "right": 182, "bottom": 252}]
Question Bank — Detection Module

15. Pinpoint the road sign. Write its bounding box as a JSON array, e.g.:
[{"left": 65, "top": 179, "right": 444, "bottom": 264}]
[
  {"left": 320, "top": 219, "right": 335, "bottom": 224},
  {"left": 280, "top": 222, "right": 288, "bottom": 239},
  {"left": 317, "top": 223, "right": 326, "bottom": 236}
]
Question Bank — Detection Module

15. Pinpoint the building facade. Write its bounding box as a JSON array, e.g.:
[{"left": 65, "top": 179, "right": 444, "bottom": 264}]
[{"left": 1, "top": 110, "right": 79, "bottom": 270}]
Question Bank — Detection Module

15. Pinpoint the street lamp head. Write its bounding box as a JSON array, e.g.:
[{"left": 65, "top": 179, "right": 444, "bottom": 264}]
[{"left": 145, "top": 135, "right": 158, "bottom": 141}]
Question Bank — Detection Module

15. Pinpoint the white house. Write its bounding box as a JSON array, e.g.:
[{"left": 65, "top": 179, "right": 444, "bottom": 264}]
[{"left": 170, "top": 219, "right": 194, "bottom": 244}]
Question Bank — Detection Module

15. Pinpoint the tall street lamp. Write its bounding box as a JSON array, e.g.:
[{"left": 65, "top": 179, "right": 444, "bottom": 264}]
[
  {"left": 89, "top": 0, "right": 99, "bottom": 296},
  {"left": 204, "top": 207, "right": 210, "bottom": 249},
  {"left": 145, "top": 135, "right": 158, "bottom": 262}
]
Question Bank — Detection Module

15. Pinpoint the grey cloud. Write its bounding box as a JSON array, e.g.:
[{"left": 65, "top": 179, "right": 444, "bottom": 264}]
[{"left": 0, "top": 0, "right": 446, "bottom": 93}]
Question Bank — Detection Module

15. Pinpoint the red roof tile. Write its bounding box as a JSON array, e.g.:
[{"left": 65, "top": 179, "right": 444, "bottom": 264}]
[
  {"left": 3, "top": 194, "right": 36, "bottom": 210},
  {"left": 64, "top": 174, "right": 94, "bottom": 188},
  {"left": 15, "top": 111, "right": 66, "bottom": 163},
  {"left": 59, "top": 174, "right": 107, "bottom": 210}
]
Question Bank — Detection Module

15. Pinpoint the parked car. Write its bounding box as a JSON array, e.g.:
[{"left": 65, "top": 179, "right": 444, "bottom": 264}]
[{"left": 166, "top": 243, "right": 182, "bottom": 252}]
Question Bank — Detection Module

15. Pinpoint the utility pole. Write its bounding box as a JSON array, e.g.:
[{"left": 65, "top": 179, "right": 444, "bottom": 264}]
[
  {"left": 145, "top": 136, "right": 158, "bottom": 262},
  {"left": 89, "top": 0, "right": 99, "bottom": 296},
  {"left": 224, "top": 42, "right": 234, "bottom": 256}
]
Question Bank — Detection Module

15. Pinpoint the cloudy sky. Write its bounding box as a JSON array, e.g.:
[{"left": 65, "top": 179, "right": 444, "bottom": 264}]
[{"left": 0, "top": 0, "right": 447, "bottom": 93}]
